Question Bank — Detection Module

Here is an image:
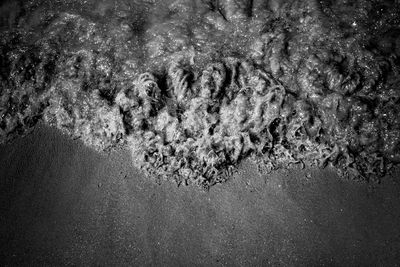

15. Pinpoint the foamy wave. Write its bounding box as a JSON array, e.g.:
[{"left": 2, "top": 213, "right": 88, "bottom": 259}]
[{"left": 1, "top": 1, "right": 400, "bottom": 188}]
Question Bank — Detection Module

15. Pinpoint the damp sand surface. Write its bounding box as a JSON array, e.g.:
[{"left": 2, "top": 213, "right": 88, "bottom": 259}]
[{"left": 1, "top": 125, "right": 400, "bottom": 265}]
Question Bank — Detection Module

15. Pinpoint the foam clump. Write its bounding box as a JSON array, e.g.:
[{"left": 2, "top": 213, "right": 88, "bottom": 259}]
[{"left": 113, "top": 56, "right": 400, "bottom": 187}]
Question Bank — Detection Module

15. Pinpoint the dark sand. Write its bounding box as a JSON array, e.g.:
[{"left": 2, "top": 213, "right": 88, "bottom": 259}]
[{"left": 1, "top": 125, "right": 400, "bottom": 266}]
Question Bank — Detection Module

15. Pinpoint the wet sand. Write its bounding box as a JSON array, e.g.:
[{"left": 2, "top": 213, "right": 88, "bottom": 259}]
[{"left": 1, "top": 124, "right": 400, "bottom": 266}]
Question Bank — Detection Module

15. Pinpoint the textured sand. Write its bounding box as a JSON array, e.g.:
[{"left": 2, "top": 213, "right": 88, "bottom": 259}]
[{"left": 1, "top": 124, "right": 400, "bottom": 265}]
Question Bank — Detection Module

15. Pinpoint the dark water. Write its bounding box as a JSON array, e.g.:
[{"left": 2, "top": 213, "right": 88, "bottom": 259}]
[{"left": 1, "top": 0, "right": 400, "bottom": 188}]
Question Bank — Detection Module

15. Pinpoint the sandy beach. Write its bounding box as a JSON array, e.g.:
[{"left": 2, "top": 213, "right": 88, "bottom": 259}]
[
  {"left": 1, "top": 124, "right": 400, "bottom": 265},
  {"left": 1, "top": 0, "right": 400, "bottom": 265}
]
